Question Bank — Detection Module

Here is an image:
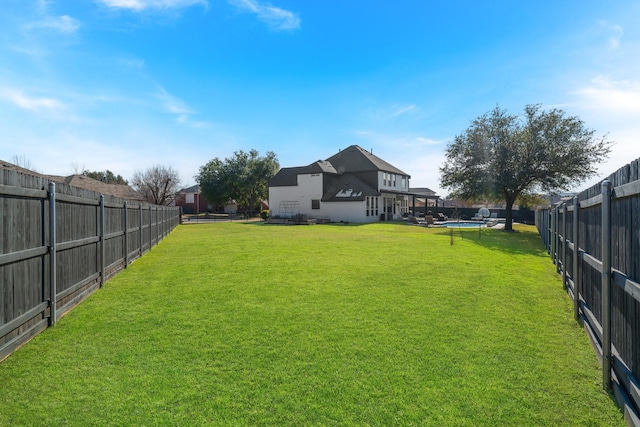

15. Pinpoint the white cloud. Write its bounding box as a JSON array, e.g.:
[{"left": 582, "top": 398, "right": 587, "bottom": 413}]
[
  {"left": 227, "top": 0, "right": 300, "bottom": 30},
  {"left": 117, "top": 56, "right": 145, "bottom": 69},
  {"left": 566, "top": 74, "right": 640, "bottom": 192},
  {"left": 572, "top": 76, "right": 640, "bottom": 116},
  {"left": 156, "top": 87, "right": 193, "bottom": 115},
  {"left": 597, "top": 20, "right": 624, "bottom": 50},
  {"left": 413, "top": 137, "right": 441, "bottom": 146},
  {"left": 401, "top": 152, "right": 447, "bottom": 194},
  {"left": 27, "top": 15, "right": 80, "bottom": 33},
  {"left": 354, "top": 130, "right": 443, "bottom": 148},
  {"left": 350, "top": 130, "right": 448, "bottom": 193},
  {"left": 98, "top": 0, "right": 207, "bottom": 11},
  {"left": 156, "top": 88, "right": 211, "bottom": 128},
  {"left": 0, "top": 87, "right": 64, "bottom": 111},
  {"left": 389, "top": 104, "right": 417, "bottom": 117}
]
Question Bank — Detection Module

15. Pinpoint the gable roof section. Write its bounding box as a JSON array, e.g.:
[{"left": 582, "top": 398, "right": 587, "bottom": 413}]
[
  {"left": 269, "top": 166, "right": 304, "bottom": 187},
  {"left": 322, "top": 173, "right": 379, "bottom": 202},
  {"left": 268, "top": 146, "right": 410, "bottom": 190},
  {"left": 179, "top": 184, "right": 200, "bottom": 194},
  {"left": 325, "top": 145, "right": 410, "bottom": 177},
  {"left": 270, "top": 160, "right": 337, "bottom": 187}
]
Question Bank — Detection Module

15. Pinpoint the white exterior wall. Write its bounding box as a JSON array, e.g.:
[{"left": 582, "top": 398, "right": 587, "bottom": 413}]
[
  {"left": 321, "top": 200, "right": 373, "bottom": 223},
  {"left": 269, "top": 171, "right": 409, "bottom": 223},
  {"left": 378, "top": 171, "right": 410, "bottom": 192},
  {"left": 223, "top": 203, "right": 237, "bottom": 214},
  {"left": 269, "top": 173, "right": 324, "bottom": 217},
  {"left": 269, "top": 173, "right": 376, "bottom": 222}
]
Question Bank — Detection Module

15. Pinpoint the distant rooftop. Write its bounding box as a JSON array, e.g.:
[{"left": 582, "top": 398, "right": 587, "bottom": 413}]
[{"left": 1, "top": 159, "right": 144, "bottom": 201}]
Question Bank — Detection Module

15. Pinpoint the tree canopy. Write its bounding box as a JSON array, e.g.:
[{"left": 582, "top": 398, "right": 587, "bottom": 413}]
[
  {"left": 82, "top": 169, "right": 128, "bottom": 185},
  {"left": 197, "top": 150, "right": 279, "bottom": 215},
  {"left": 131, "top": 165, "right": 181, "bottom": 206},
  {"left": 440, "top": 104, "right": 612, "bottom": 231}
]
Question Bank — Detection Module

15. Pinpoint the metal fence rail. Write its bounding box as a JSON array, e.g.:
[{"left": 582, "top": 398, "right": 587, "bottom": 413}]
[
  {"left": 537, "top": 158, "right": 640, "bottom": 426},
  {"left": 0, "top": 168, "right": 181, "bottom": 361}
]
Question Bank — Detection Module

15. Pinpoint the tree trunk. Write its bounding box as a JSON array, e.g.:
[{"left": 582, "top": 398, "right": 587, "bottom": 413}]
[{"left": 504, "top": 197, "right": 516, "bottom": 231}]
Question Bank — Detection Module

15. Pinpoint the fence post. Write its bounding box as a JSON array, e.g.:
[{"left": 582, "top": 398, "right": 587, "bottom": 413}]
[
  {"left": 149, "top": 205, "right": 152, "bottom": 251},
  {"left": 124, "top": 201, "right": 128, "bottom": 269},
  {"left": 139, "top": 204, "right": 143, "bottom": 256},
  {"left": 602, "top": 180, "right": 612, "bottom": 391},
  {"left": 547, "top": 210, "right": 551, "bottom": 254},
  {"left": 562, "top": 203, "right": 567, "bottom": 289},
  {"left": 572, "top": 196, "right": 580, "bottom": 323},
  {"left": 549, "top": 209, "right": 554, "bottom": 260},
  {"left": 551, "top": 208, "right": 557, "bottom": 269},
  {"left": 99, "top": 195, "right": 105, "bottom": 287},
  {"left": 48, "top": 182, "right": 57, "bottom": 326}
]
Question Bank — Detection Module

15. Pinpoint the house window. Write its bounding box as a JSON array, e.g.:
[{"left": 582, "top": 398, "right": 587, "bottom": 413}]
[
  {"left": 392, "top": 174, "right": 396, "bottom": 187},
  {"left": 400, "top": 198, "right": 408, "bottom": 214},
  {"left": 311, "top": 199, "right": 320, "bottom": 210},
  {"left": 401, "top": 177, "right": 406, "bottom": 189},
  {"left": 365, "top": 196, "right": 379, "bottom": 217}
]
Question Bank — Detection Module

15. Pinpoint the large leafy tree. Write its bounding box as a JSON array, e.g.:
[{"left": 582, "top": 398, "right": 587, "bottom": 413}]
[
  {"left": 440, "top": 105, "right": 612, "bottom": 231},
  {"left": 131, "top": 165, "right": 181, "bottom": 206},
  {"left": 197, "top": 150, "right": 279, "bottom": 215}
]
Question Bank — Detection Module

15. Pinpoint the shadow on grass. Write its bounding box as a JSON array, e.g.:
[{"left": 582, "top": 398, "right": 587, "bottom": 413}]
[
  {"left": 243, "top": 221, "right": 370, "bottom": 227},
  {"left": 433, "top": 226, "right": 550, "bottom": 257},
  {"left": 211, "top": 221, "right": 549, "bottom": 257}
]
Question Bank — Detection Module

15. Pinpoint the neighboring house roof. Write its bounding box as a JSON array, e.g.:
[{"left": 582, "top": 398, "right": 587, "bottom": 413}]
[
  {"left": 325, "top": 145, "right": 410, "bottom": 177},
  {"left": 410, "top": 187, "right": 437, "bottom": 197},
  {"left": 1, "top": 159, "right": 48, "bottom": 178},
  {"left": 50, "top": 175, "right": 145, "bottom": 201},
  {"left": 0, "top": 160, "right": 144, "bottom": 201},
  {"left": 322, "top": 173, "right": 379, "bottom": 202},
  {"left": 179, "top": 184, "right": 200, "bottom": 194}
]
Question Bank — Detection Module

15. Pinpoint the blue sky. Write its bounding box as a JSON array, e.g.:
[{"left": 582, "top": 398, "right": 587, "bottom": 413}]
[{"left": 2, "top": 0, "right": 639, "bottom": 196}]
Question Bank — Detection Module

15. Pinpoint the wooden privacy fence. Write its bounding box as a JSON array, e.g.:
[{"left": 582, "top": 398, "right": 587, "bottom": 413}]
[
  {"left": 536, "top": 158, "right": 640, "bottom": 426},
  {"left": 0, "top": 169, "right": 181, "bottom": 361}
]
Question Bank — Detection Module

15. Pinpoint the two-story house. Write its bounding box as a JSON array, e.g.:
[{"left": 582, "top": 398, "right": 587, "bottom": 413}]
[{"left": 268, "top": 145, "right": 414, "bottom": 223}]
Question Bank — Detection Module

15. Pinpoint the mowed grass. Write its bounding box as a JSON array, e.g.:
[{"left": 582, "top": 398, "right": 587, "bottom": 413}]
[{"left": 0, "top": 222, "right": 623, "bottom": 426}]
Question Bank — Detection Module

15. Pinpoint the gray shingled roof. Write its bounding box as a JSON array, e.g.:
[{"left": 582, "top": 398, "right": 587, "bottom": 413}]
[
  {"left": 269, "top": 146, "right": 410, "bottom": 189},
  {"left": 325, "top": 145, "right": 410, "bottom": 177},
  {"left": 270, "top": 160, "right": 338, "bottom": 187},
  {"left": 179, "top": 184, "right": 200, "bottom": 194},
  {"left": 269, "top": 166, "right": 305, "bottom": 187},
  {"left": 322, "top": 173, "right": 379, "bottom": 202}
]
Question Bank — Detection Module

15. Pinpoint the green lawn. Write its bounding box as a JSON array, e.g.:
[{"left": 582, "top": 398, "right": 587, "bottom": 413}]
[{"left": 0, "top": 222, "right": 624, "bottom": 426}]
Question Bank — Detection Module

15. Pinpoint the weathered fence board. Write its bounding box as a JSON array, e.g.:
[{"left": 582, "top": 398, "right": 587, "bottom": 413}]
[
  {"left": 0, "top": 168, "right": 180, "bottom": 362},
  {"left": 537, "top": 157, "right": 640, "bottom": 426}
]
